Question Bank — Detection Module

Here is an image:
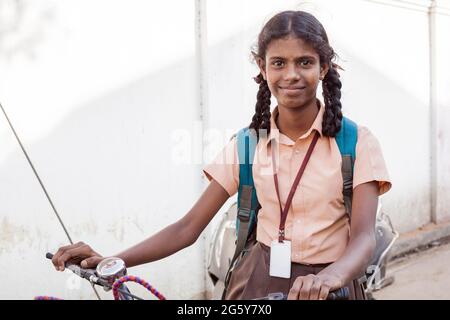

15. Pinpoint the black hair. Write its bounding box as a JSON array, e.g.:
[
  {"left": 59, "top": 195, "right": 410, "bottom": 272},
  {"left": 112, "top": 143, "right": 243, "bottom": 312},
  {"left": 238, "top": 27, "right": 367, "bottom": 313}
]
[{"left": 249, "top": 10, "right": 342, "bottom": 138}]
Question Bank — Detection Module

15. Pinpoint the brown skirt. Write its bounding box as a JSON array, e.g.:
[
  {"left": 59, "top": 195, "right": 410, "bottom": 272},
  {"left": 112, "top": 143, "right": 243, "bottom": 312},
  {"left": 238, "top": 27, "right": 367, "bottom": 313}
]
[{"left": 224, "top": 241, "right": 366, "bottom": 300}]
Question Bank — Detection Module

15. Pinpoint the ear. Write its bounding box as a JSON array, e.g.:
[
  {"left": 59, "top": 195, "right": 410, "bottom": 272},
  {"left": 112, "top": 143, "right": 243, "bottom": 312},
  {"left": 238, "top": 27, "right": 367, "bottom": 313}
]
[
  {"left": 253, "top": 52, "right": 267, "bottom": 81},
  {"left": 320, "top": 63, "right": 330, "bottom": 81}
]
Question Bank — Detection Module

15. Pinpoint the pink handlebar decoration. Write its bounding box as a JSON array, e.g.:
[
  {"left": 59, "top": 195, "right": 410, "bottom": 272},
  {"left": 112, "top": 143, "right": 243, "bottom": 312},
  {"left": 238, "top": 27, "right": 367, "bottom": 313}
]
[{"left": 112, "top": 275, "right": 166, "bottom": 300}]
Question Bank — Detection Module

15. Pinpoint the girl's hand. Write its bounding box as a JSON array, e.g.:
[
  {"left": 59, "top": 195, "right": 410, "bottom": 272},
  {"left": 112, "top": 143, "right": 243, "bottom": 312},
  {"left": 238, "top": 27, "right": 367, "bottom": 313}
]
[
  {"left": 287, "top": 273, "right": 343, "bottom": 300},
  {"left": 51, "top": 241, "right": 104, "bottom": 271}
]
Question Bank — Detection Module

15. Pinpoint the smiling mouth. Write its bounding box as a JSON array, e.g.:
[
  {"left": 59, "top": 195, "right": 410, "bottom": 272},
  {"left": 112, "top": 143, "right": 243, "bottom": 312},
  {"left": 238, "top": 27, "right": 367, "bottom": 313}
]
[{"left": 279, "top": 86, "right": 306, "bottom": 94}]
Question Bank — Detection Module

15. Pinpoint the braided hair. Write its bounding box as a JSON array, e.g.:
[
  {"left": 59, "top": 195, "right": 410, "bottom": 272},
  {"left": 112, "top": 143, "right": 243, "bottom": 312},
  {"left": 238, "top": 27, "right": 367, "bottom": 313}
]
[{"left": 249, "top": 11, "right": 343, "bottom": 138}]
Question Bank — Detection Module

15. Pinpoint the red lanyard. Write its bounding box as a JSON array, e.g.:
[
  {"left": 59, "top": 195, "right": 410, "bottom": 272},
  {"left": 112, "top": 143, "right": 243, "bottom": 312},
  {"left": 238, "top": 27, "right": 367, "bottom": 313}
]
[{"left": 271, "top": 131, "right": 320, "bottom": 242}]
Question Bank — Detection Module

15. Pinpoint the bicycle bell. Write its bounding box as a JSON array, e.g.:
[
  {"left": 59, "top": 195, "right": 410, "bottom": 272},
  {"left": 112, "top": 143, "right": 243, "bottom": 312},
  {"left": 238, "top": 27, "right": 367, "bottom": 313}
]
[{"left": 96, "top": 257, "right": 127, "bottom": 285}]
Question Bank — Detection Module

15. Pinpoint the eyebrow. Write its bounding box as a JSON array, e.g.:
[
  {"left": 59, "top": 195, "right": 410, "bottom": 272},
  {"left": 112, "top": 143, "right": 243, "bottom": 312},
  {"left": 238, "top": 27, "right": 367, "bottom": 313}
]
[{"left": 269, "top": 55, "right": 317, "bottom": 61}]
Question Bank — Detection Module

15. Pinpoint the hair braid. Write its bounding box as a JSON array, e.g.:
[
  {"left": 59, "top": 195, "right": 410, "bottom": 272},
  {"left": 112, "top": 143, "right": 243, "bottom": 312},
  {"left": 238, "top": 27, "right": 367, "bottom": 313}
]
[
  {"left": 249, "top": 73, "right": 271, "bottom": 139},
  {"left": 321, "top": 65, "right": 343, "bottom": 137}
]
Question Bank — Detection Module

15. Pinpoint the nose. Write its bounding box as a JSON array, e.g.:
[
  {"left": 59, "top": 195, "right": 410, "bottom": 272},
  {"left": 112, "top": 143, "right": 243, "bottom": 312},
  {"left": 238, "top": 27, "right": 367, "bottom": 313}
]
[{"left": 284, "top": 64, "right": 301, "bottom": 82}]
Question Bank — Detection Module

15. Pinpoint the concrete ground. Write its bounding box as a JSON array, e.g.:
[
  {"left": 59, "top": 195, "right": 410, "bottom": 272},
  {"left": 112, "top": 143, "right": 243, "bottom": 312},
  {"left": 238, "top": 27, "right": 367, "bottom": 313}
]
[{"left": 372, "top": 241, "right": 450, "bottom": 300}]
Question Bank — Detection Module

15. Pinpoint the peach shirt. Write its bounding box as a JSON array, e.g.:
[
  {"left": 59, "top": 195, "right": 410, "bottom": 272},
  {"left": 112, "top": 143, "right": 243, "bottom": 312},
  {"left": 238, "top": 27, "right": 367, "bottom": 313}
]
[{"left": 203, "top": 102, "right": 392, "bottom": 264}]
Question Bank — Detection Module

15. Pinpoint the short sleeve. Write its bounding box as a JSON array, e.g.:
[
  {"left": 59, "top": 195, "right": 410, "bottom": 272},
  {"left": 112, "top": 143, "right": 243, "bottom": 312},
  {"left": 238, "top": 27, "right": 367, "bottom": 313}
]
[
  {"left": 353, "top": 126, "right": 392, "bottom": 195},
  {"left": 202, "top": 137, "right": 240, "bottom": 197}
]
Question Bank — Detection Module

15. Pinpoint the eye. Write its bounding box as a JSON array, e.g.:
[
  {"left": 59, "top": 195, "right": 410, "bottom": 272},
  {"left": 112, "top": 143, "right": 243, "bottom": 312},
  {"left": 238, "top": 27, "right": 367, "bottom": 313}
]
[
  {"left": 299, "top": 59, "right": 312, "bottom": 67},
  {"left": 272, "top": 60, "right": 284, "bottom": 67}
]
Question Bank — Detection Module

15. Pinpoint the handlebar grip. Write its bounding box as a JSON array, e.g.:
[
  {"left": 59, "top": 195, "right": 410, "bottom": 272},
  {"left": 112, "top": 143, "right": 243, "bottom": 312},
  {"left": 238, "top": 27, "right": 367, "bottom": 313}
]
[
  {"left": 253, "top": 286, "right": 350, "bottom": 300},
  {"left": 46, "top": 252, "right": 79, "bottom": 270},
  {"left": 327, "top": 287, "right": 349, "bottom": 300}
]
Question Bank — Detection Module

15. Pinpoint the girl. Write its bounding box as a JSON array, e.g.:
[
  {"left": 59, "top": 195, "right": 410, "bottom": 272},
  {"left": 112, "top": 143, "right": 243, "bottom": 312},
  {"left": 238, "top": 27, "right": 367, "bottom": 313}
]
[{"left": 51, "top": 10, "right": 391, "bottom": 300}]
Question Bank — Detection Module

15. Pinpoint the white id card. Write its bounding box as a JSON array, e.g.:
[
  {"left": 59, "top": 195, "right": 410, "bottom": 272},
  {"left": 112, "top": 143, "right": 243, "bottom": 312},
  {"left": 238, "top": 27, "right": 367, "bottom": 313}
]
[{"left": 269, "top": 240, "right": 291, "bottom": 278}]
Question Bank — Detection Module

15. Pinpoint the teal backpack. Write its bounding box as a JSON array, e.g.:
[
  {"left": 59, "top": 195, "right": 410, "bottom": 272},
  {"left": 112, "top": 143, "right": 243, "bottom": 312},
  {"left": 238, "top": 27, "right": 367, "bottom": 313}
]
[{"left": 223, "top": 117, "right": 358, "bottom": 294}]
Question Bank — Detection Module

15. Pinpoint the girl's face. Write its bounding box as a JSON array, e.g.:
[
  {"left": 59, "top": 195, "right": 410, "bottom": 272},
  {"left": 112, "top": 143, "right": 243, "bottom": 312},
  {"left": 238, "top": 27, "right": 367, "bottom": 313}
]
[{"left": 257, "top": 36, "right": 328, "bottom": 110}]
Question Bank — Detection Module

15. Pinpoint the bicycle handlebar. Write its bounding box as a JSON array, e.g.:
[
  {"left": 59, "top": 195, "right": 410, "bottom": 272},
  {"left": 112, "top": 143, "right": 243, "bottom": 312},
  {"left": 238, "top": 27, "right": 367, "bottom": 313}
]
[
  {"left": 45, "top": 252, "right": 142, "bottom": 300},
  {"left": 46, "top": 252, "right": 348, "bottom": 300}
]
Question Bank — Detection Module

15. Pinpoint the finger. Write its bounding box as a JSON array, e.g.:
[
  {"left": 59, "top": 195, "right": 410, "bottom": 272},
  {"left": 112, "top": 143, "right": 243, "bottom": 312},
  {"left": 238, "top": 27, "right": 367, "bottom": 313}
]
[
  {"left": 52, "top": 244, "right": 73, "bottom": 269},
  {"left": 81, "top": 256, "right": 103, "bottom": 268},
  {"left": 318, "top": 284, "right": 331, "bottom": 301},
  {"left": 299, "top": 276, "right": 314, "bottom": 300},
  {"left": 298, "top": 275, "right": 316, "bottom": 300},
  {"left": 287, "top": 278, "right": 303, "bottom": 300},
  {"left": 309, "top": 279, "right": 322, "bottom": 300},
  {"left": 57, "top": 244, "right": 90, "bottom": 271},
  {"left": 52, "top": 242, "right": 84, "bottom": 270}
]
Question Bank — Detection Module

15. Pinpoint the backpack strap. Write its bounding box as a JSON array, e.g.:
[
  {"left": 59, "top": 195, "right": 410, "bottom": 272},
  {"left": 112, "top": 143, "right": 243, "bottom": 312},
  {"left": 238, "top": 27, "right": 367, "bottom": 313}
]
[
  {"left": 233, "top": 127, "right": 259, "bottom": 263},
  {"left": 222, "top": 128, "right": 259, "bottom": 297},
  {"left": 335, "top": 117, "right": 358, "bottom": 218},
  {"left": 336, "top": 117, "right": 369, "bottom": 286}
]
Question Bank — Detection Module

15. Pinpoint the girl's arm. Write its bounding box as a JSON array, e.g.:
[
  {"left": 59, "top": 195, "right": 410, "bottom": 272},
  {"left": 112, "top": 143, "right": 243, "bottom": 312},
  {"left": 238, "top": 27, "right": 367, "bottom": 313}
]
[
  {"left": 288, "top": 181, "right": 379, "bottom": 300},
  {"left": 52, "top": 179, "right": 230, "bottom": 270},
  {"left": 317, "top": 181, "right": 378, "bottom": 283}
]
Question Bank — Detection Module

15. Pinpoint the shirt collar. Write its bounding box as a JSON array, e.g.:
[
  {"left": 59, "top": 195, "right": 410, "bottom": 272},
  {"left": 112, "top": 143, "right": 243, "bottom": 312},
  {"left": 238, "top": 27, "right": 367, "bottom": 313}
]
[{"left": 265, "top": 100, "right": 324, "bottom": 146}]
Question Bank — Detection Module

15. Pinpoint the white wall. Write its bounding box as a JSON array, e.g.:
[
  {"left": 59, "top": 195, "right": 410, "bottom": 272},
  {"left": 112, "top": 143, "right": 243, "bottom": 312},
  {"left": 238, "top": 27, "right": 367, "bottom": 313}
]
[
  {"left": 0, "top": 0, "right": 449, "bottom": 299},
  {"left": 431, "top": 0, "right": 450, "bottom": 223},
  {"left": 0, "top": 0, "right": 203, "bottom": 300}
]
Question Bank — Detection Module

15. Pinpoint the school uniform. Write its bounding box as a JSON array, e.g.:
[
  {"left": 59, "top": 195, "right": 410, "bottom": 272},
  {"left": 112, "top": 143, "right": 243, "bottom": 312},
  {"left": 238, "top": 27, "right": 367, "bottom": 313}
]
[{"left": 203, "top": 101, "right": 392, "bottom": 300}]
